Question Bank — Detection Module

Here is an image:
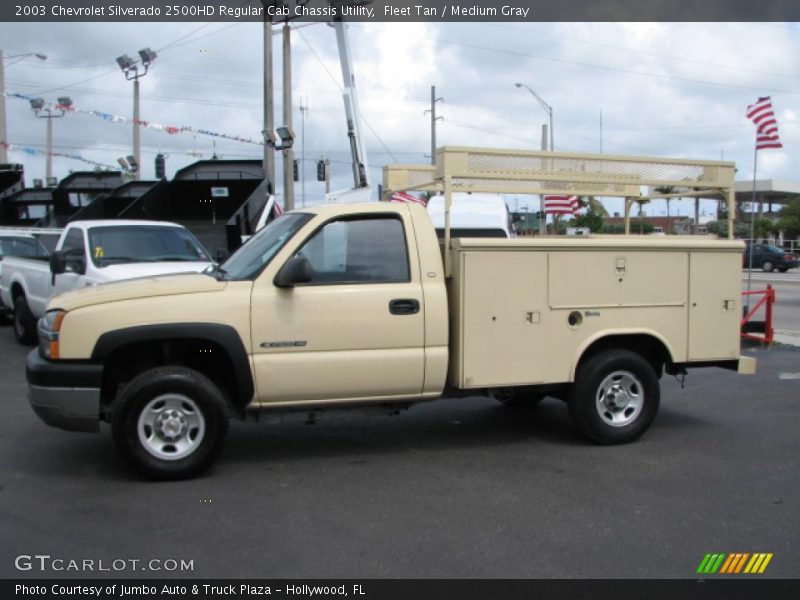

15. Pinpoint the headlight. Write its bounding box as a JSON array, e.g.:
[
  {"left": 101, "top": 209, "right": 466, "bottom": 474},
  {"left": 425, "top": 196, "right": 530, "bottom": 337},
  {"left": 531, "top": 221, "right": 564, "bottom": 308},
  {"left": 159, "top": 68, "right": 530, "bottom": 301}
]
[{"left": 38, "top": 310, "right": 66, "bottom": 360}]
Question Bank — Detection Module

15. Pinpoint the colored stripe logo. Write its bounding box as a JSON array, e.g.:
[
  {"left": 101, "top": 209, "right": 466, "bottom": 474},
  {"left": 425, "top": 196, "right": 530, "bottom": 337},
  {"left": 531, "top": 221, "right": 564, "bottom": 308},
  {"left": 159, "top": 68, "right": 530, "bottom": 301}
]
[{"left": 697, "top": 553, "right": 773, "bottom": 574}]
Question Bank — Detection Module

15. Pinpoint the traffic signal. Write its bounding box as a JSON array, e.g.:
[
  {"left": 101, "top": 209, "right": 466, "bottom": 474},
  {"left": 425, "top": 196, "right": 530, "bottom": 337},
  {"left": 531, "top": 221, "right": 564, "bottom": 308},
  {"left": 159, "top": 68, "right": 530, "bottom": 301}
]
[
  {"left": 154, "top": 153, "right": 166, "bottom": 179},
  {"left": 293, "top": 159, "right": 299, "bottom": 182},
  {"left": 316, "top": 160, "right": 327, "bottom": 182}
]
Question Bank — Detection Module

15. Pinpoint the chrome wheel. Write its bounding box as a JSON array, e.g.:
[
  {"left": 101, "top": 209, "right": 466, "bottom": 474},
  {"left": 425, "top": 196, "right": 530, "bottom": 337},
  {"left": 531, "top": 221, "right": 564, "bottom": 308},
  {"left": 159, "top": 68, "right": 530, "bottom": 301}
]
[
  {"left": 137, "top": 394, "right": 206, "bottom": 461},
  {"left": 595, "top": 370, "right": 644, "bottom": 427}
]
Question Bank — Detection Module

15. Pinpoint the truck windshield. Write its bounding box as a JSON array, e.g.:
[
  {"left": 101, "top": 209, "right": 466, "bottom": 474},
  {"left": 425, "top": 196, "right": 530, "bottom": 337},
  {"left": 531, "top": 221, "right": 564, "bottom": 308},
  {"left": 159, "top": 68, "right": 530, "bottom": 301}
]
[
  {"left": 87, "top": 226, "right": 210, "bottom": 267},
  {"left": 218, "top": 213, "right": 313, "bottom": 281}
]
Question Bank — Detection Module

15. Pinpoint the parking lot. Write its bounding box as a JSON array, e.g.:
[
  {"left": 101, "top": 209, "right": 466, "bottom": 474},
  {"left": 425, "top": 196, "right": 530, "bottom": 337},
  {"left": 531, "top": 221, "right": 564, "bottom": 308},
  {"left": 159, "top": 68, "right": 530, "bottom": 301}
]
[{"left": 0, "top": 323, "right": 798, "bottom": 579}]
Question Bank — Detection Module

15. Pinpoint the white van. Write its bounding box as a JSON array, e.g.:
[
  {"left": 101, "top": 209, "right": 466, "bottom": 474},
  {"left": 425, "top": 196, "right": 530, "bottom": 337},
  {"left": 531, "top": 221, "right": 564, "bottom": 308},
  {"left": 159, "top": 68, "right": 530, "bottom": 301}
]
[{"left": 426, "top": 193, "right": 515, "bottom": 238}]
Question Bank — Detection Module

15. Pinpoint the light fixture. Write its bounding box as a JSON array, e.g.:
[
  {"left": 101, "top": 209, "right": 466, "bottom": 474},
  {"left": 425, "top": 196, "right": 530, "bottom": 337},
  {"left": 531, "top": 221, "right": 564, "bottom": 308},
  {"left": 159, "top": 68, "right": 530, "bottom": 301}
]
[
  {"left": 116, "top": 54, "right": 135, "bottom": 71},
  {"left": 138, "top": 48, "right": 157, "bottom": 66},
  {"left": 29, "top": 97, "right": 45, "bottom": 111}
]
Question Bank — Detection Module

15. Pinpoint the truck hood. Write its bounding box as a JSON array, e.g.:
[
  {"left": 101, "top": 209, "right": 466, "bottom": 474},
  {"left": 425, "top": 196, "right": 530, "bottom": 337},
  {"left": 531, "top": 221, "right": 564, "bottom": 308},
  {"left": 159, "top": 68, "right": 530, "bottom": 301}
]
[{"left": 49, "top": 272, "right": 227, "bottom": 312}]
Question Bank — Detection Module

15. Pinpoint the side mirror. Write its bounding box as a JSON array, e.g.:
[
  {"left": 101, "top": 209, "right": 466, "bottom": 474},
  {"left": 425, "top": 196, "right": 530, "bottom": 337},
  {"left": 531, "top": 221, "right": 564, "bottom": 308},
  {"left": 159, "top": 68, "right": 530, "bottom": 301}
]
[
  {"left": 73, "top": 257, "right": 86, "bottom": 275},
  {"left": 274, "top": 255, "right": 312, "bottom": 288},
  {"left": 49, "top": 251, "right": 66, "bottom": 276}
]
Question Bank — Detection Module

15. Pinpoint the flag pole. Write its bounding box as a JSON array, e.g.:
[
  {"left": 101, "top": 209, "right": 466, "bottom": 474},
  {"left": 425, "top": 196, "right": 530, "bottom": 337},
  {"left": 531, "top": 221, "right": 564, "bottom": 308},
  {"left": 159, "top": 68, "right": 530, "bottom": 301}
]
[{"left": 747, "top": 143, "right": 758, "bottom": 298}]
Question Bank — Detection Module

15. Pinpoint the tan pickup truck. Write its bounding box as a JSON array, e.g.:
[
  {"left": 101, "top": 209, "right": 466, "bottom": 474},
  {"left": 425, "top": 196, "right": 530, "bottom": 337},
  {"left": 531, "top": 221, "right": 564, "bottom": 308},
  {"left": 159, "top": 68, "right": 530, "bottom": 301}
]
[{"left": 26, "top": 201, "right": 755, "bottom": 479}]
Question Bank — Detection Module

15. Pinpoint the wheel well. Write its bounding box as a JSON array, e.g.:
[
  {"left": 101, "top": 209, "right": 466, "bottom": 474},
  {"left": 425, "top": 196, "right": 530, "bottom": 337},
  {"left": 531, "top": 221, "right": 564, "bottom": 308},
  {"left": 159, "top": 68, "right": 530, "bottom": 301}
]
[
  {"left": 100, "top": 338, "right": 242, "bottom": 414},
  {"left": 10, "top": 282, "right": 24, "bottom": 303},
  {"left": 577, "top": 334, "right": 671, "bottom": 379}
]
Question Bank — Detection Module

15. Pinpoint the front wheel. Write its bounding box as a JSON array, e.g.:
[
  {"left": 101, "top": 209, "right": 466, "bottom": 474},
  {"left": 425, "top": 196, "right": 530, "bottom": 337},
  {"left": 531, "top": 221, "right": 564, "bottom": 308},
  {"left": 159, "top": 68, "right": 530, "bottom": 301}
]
[
  {"left": 13, "top": 294, "right": 37, "bottom": 345},
  {"left": 568, "top": 350, "right": 660, "bottom": 444},
  {"left": 112, "top": 366, "right": 229, "bottom": 480}
]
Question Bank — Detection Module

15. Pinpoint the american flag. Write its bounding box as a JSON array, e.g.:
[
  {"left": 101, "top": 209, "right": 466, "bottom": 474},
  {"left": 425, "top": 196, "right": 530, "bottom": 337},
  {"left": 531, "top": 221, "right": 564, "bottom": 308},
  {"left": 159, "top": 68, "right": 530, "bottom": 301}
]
[
  {"left": 389, "top": 191, "right": 427, "bottom": 206},
  {"left": 543, "top": 195, "right": 580, "bottom": 215},
  {"left": 746, "top": 97, "right": 783, "bottom": 150}
]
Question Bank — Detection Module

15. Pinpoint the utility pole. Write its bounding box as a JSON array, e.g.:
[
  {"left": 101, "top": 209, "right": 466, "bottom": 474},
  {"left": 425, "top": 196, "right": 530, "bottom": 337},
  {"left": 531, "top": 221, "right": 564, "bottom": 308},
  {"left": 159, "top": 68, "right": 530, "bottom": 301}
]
[
  {"left": 1, "top": 50, "right": 48, "bottom": 164},
  {"left": 282, "top": 21, "right": 294, "bottom": 210},
  {"left": 263, "top": 11, "right": 275, "bottom": 195},
  {"left": 425, "top": 85, "right": 443, "bottom": 165},
  {"left": 300, "top": 102, "right": 306, "bottom": 207},
  {"left": 0, "top": 49, "right": 6, "bottom": 164},
  {"left": 539, "top": 123, "right": 548, "bottom": 235}
]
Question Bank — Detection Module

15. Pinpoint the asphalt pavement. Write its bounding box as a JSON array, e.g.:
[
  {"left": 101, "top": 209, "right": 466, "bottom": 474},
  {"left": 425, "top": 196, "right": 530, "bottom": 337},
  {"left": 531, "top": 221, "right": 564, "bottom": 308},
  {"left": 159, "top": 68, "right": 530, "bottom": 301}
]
[{"left": 0, "top": 326, "right": 798, "bottom": 579}]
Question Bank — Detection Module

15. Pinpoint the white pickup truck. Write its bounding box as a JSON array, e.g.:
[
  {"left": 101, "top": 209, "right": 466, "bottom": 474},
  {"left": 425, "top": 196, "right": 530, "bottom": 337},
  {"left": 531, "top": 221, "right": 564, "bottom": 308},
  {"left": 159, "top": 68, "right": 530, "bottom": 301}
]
[{"left": 1, "top": 220, "right": 212, "bottom": 344}]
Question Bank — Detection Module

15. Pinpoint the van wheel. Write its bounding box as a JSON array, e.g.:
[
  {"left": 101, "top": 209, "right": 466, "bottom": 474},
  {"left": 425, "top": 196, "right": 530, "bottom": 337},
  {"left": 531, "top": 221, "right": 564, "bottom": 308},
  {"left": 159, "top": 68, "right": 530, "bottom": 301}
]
[
  {"left": 112, "top": 366, "right": 229, "bottom": 480},
  {"left": 13, "top": 294, "right": 37, "bottom": 345},
  {"left": 568, "top": 350, "right": 659, "bottom": 444},
  {"left": 762, "top": 261, "right": 774, "bottom": 273}
]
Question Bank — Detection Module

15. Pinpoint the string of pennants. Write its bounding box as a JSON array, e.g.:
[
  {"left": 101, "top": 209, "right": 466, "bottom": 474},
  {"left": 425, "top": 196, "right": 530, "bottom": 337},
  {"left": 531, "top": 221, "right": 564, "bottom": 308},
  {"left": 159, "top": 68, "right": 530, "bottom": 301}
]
[
  {"left": 6, "top": 92, "right": 264, "bottom": 146},
  {"left": 1, "top": 142, "right": 117, "bottom": 170}
]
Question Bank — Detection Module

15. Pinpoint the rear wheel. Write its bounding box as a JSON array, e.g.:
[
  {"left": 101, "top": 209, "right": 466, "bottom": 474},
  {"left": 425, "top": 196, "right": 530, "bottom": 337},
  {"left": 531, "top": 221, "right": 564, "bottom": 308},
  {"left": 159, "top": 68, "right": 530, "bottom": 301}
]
[
  {"left": 112, "top": 366, "right": 229, "bottom": 480},
  {"left": 568, "top": 350, "right": 660, "bottom": 444},
  {"left": 13, "top": 294, "right": 37, "bottom": 345},
  {"left": 762, "top": 261, "right": 775, "bottom": 273}
]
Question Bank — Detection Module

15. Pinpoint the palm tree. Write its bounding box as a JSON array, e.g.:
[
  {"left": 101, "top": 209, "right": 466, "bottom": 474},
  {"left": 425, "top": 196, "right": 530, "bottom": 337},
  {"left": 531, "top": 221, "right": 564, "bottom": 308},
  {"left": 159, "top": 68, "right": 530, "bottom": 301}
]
[
  {"left": 654, "top": 186, "right": 676, "bottom": 234},
  {"left": 634, "top": 197, "right": 651, "bottom": 234}
]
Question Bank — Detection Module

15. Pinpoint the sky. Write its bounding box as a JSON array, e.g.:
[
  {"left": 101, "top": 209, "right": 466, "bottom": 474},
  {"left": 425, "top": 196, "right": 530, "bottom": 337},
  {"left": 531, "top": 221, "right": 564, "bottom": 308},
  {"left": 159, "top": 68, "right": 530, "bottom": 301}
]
[{"left": 2, "top": 20, "right": 800, "bottom": 217}]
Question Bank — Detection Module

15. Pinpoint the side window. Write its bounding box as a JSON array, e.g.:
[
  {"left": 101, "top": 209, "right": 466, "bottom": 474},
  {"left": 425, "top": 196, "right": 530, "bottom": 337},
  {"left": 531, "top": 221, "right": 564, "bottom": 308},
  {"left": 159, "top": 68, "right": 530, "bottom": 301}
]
[
  {"left": 296, "top": 217, "right": 410, "bottom": 285},
  {"left": 61, "top": 229, "right": 85, "bottom": 257}
]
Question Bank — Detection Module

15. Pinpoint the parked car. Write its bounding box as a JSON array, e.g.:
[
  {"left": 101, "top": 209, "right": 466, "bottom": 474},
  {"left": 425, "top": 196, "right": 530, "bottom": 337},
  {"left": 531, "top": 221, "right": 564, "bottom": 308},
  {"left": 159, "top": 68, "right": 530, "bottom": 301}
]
[{"left": 743, "top": 243, "right": 799, "bottom": 272}]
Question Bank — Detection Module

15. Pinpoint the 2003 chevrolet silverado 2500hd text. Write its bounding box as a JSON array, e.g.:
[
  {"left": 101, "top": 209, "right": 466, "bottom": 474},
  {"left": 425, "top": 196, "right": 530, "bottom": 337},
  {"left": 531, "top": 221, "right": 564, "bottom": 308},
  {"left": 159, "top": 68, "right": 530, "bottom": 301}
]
[{"left": 26, "top": 201, "right": 755, "bottom": 479}]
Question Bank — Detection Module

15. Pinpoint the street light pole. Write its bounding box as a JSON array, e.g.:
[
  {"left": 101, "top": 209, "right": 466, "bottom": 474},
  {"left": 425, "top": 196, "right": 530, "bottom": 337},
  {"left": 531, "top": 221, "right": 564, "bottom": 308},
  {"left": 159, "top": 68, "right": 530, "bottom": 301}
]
[
  {"left": 516, "top": 82, "right": 554, "bottom": 235},
  {"left": 1, "top": 50, "right": 47, "bottom": 164},
  {"left": 116, "top": 48, "right": 156, "bottom": 181},
  {"left": 515, "top": 82, "right": 554, "bottom": 151},
  {"left": 132, "top": 77, "right": 140, "bottom": 179},
  {"left": 30, "top": 96, "right": 71, "bottom": 181}
]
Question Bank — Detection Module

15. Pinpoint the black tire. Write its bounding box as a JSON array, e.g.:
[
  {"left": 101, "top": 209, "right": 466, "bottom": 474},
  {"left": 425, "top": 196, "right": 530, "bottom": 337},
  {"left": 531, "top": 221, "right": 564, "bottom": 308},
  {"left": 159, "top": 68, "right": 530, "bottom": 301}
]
[
  {"left": 762, "top": 261, "right": 774, "bottom": 273},
  {"left": 13, "top": 294, "right": 37, "bottom": 345},
  {"left": 568, "top": 349, "right": 660, "bottom": 445},
  {"left": 494, "top": 387, "right": 545, "bottom": 407},
  {"left": 112, "top": 366, "right": 229, "bottom": 480}
]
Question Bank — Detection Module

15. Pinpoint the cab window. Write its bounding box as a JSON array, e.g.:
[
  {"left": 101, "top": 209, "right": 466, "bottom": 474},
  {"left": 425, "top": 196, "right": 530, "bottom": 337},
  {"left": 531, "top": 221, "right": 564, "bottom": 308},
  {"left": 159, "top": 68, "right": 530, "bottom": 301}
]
[{"left": 296, "top": 217, "right": 410, "bottom": 284}]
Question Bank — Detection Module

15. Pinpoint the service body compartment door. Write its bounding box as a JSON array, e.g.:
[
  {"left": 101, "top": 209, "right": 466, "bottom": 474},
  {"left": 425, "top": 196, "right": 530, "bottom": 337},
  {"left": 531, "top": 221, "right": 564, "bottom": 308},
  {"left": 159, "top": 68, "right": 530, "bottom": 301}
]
[
  {"left": 688, "top": 252, "right": 741, "bottom": 360},
  {"left": 460, "top": 251, "right": 549, "bottom": 387},
  {"left": 250, "top": 215, "right": 425, "bottom": 403}
]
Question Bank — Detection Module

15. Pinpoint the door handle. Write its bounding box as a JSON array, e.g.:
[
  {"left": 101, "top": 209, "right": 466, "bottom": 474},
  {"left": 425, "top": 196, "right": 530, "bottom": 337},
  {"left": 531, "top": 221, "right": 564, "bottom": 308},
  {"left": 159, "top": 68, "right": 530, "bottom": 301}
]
[{"left": 389, "top": 298, "right": 420, "bottom": 315}]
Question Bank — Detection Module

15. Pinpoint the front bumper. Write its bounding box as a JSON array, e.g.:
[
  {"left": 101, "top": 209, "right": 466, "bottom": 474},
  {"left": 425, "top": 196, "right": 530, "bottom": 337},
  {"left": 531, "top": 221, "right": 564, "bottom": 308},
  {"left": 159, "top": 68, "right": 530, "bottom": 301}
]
[{"left": 26, "top": 350, "right": 103, "bottom": 432}]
